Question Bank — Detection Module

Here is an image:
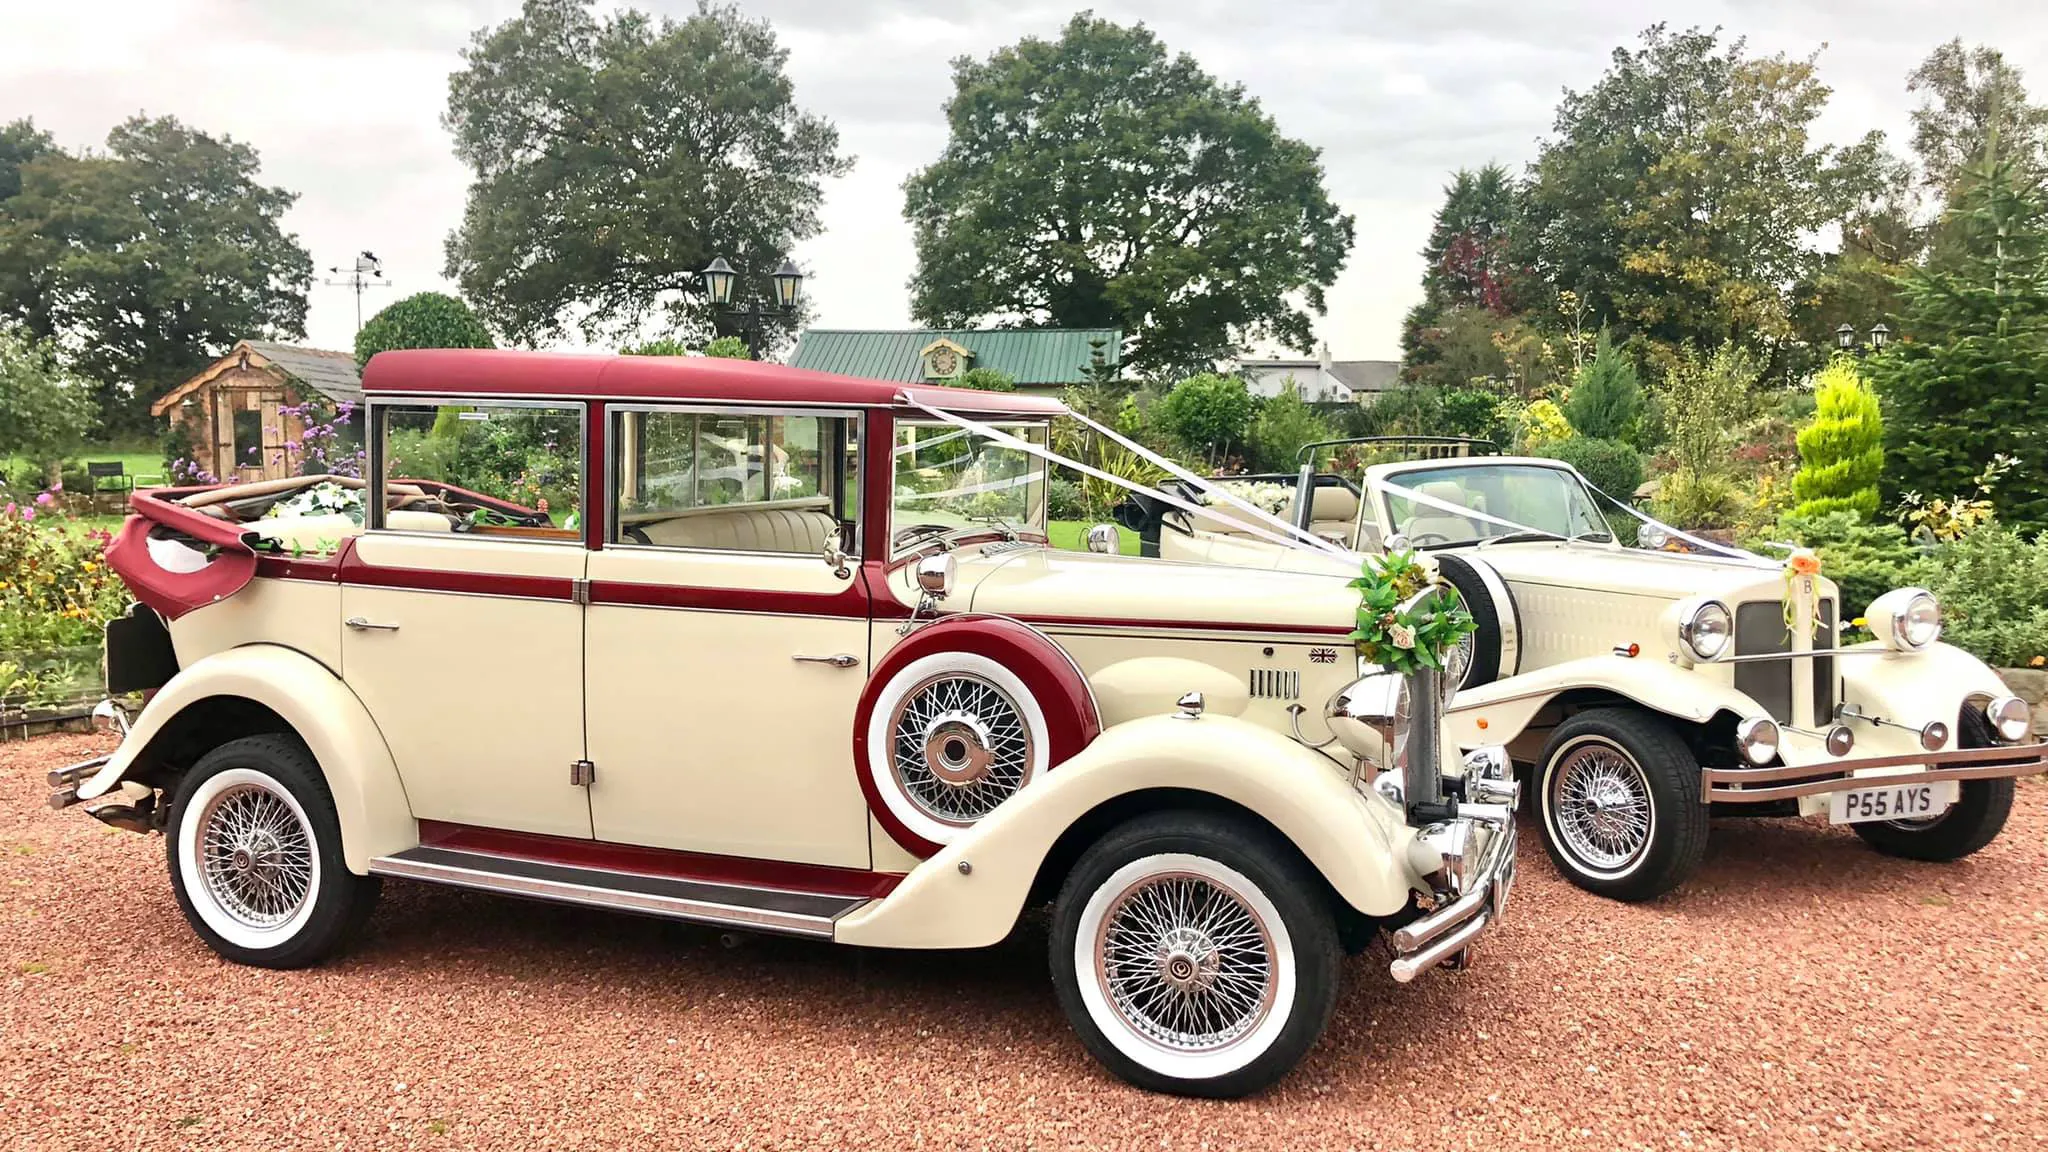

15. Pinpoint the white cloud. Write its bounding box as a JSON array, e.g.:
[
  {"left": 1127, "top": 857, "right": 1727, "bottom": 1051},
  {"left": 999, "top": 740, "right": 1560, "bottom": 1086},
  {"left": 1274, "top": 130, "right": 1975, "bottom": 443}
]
[{"left": 2, "top": 0, "right": 2043, "bottom": 360}]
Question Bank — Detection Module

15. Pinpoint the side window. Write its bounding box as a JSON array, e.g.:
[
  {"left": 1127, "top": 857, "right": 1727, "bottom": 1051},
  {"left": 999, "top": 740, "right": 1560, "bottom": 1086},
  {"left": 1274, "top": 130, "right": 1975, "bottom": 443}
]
[
  {"left": 374, "top": 402, "right": 585, "bottom": 541},
  {"left": 611, "top": 409, "right": 855, "bottom": 554}
]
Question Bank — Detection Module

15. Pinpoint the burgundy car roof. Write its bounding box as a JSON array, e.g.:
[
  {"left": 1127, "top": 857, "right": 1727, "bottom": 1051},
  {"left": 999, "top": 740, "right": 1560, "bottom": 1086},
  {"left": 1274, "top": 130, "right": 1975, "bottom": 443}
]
[{"left": 362, "top": 348, "right": 1069, "bottom": 416}]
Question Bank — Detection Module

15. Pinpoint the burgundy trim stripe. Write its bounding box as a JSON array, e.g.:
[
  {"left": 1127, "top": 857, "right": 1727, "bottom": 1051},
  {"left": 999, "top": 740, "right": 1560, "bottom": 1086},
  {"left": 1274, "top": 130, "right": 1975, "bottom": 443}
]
[
  {"left": 587, "top": 578, "right": 869, "bottom": 618},
  {"left": 416, "top": 820, "right": 902, "bottom": 899},
  {"left": 338, "top": 557, "right": 575, "bottom": 601},
  {"left": 1014, "top": 612, "right": 1353, "bottom": 637}
]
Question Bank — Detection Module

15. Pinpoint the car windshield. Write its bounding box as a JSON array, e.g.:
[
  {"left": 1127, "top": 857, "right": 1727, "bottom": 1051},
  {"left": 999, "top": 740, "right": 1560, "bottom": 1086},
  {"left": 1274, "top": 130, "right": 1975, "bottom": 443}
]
[
  {"left": 1379, "top": 463, "right": 1614, "bottom": 548},
  {"left": 892, "top": 421, "right": 1049, "bottom": 548}
]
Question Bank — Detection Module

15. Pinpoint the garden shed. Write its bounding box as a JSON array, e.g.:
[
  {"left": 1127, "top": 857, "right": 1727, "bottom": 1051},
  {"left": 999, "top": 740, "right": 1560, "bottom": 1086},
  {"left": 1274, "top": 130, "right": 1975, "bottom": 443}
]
[{"left": 150, "top": 341, "right": 362, "bottom": 482}]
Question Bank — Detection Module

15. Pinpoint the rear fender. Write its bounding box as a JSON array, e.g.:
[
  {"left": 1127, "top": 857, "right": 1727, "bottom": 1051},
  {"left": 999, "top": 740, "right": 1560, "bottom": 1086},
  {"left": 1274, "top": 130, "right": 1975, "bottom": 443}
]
[
  {"left": 833, "top": 713, "right": 1414, "bottom": 950},
  {"left": 77, "top": 644, "right": 413, "bottom": 874}
]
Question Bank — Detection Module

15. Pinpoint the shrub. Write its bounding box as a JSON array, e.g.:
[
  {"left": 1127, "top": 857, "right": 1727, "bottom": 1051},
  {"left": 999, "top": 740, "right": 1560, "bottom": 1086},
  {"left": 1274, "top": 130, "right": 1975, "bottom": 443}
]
[
  {"left": 1156, "top": 373, "right": 1254, "bottom": 465},
  {"left": 1769, "top": 510, "right": 1920, "bottom": 619},
  {"left": 620, "top": 337, "right": 691, "bottom": 356},
  {"left": 1790, "top": 357, "right": 1884, "bottom": 520},
  {"left": 0, "top": 502, "right": 126, "bottom": 653},
  {"left": 1658, "top": 342, "right": 1758, "bottom": 481},
  {"left": 1916, "top": 525, "right": 2048, "bottom": 668},
  {"left": 1047, "top": 477, "right": 1085, "bottom": 520},
  {"left": 0, "top": 324, "right": 94, "bottom": 485},
  {"left": 703, "top": 336, "right": 751, "bottom": 360},
  {"left": 1516, "top": 399, "right": 1573, "bottom": 454},
  {"left": 955, "top": 366, "right": 1015, "bottom": 392},
  {"left": 354, "top": 292, "right": 494, "bottom": 370},
  {"left": 1439, "top": 388, "right": 1502, "bottom": 441},
  {"left": 1245, "top": 387, "right": 1332, "bottom": 474},
  {"left": 1541, "top": 437, "right": 1643, "bottom": 498},
  {"left": 1563, "top": 328, "right": 1643, "bottom": 442},
  {"left": 1652, "top": 470, "right": 1743, "bottom": 530}
]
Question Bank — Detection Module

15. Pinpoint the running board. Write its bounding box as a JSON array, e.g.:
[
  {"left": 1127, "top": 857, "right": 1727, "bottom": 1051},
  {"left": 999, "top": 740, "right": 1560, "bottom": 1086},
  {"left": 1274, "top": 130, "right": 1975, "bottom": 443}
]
[{"left": 367, "top": 846, "right": 869, "bottom": 938}]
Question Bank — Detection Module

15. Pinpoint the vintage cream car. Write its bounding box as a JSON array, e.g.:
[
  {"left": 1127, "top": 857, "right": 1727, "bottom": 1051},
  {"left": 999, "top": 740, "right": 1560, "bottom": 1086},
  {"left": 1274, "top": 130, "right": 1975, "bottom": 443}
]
[
  {"left": 45, "top": 352, "right": 1515, "bottom": 1099},
  {"left": 1123, "top": 440, "right": 2046, "bottom": 901}
]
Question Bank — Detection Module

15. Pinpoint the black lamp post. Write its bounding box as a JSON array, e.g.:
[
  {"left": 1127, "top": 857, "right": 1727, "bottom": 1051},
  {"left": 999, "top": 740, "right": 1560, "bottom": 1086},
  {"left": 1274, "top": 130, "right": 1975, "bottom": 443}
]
[
  {"left": 699, "top": 257, "right": 803, "bottom": 359},
  {"left": 1835, "top": 322, "right": 1891, "bottom": 357}
]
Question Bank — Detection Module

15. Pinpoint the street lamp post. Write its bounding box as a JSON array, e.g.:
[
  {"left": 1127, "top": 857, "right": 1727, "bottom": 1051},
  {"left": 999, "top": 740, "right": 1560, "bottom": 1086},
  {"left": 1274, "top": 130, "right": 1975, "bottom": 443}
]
[
  {"left": 699, "top": 257, "right": 803, "bottom": 359},
  {"left": 1836, "top": 322, "right": 1891, "bottom": 357}
]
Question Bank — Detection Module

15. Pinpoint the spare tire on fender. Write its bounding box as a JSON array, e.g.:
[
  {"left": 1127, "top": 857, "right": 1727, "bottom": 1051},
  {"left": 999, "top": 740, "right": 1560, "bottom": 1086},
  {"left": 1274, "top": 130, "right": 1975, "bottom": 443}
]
[
  {"left": 855, "top": 616, "right": 1102, "bottom": 858},
  {"left": 1433, "top": 554, "right": 1519, "bottom": 691}
]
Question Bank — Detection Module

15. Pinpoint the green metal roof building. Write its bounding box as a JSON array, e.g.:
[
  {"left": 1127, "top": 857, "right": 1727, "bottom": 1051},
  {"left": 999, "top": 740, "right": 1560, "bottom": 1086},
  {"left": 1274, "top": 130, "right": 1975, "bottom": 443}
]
[{"left": 789, "top": 328, "right": 1122, "bottom": 393}]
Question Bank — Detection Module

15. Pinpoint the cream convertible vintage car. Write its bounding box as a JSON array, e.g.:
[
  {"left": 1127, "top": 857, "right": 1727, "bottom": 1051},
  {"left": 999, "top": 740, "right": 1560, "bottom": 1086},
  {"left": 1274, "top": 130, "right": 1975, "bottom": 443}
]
[
  {"left": 1121, "top": 440, "right": 2046, "bottom": 901},
  {"left": 46, "top": 351, "right": 1515, "bottom": 1099}
]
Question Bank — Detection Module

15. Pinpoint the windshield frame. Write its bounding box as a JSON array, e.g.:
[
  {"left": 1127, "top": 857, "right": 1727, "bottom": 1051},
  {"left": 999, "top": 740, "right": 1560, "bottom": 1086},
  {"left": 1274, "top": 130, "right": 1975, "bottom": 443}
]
[
  {"left": 889, "top": 418, "right": 1052, "bottom": 554},
  {"left": 1370, "top": 458, "right": 1620, "bottom": 551}
]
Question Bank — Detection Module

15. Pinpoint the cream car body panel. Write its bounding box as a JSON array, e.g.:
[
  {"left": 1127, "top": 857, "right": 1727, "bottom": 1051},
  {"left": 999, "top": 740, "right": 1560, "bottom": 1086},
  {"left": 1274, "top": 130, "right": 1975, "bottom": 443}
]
[
  {"left": 834, "top": 713, "right": 1414, "bottom": 949},
  {"left": 76, "top": 644, "right": 414, "bottom": 873},
  {"left": 583, "top": 545, "right": 873, "bottom": 868},
  {"left": 341, "top": 532, "right": 592, "bottom": 840},
  {"left": 166, "top": 577, "right": 343, "bottom": 672}
]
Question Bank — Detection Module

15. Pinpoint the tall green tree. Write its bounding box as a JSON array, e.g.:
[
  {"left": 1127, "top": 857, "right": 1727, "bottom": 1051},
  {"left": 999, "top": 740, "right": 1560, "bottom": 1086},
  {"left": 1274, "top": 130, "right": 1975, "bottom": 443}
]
[
  {"left": 0, "top": 323, "right": 93, "bottom": 485},
  {"left": 1790, "top": 357, "right": 1884, "bottom": 519},
  {"left": 903, "top": 14, "right": 1353, "bottom": 377},
  {"left": 1518, "top": 25, "right": 1893, "bottom": 384},
  {"left": 1401, "top": 164, "right": 1521, "bottom": 366},
  {"left": 444, "top": 0, "right": 849, "bottom": 347},
  {"left": 1564, "top": 328, "right": 1643, "bottom": 442},
  {"left": 1907, "top": 39, "right": 2048, "bottom": 194},
  {"left": 0, "top": 116, "right": 310, "bottom": 435},
  {"left": 1868, "top": 139, "right": 2048, "bottom": 528},
  {"left": 1156, "top": 373, "right": 1254, "bottom": 465},
  {"left": 354, "top": 292, "right": 495, "bottom": 370}
]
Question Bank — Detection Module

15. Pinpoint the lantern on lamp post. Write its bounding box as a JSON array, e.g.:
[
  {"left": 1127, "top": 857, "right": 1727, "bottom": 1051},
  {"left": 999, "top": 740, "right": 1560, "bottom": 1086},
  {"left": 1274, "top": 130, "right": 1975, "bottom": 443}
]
[{"left": 697, "top": 256, "right": 802, "bottom": 359}]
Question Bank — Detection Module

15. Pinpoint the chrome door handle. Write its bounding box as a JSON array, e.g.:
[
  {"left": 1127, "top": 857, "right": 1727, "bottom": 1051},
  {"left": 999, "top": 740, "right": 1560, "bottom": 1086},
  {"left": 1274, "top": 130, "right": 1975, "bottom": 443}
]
[
  {"left": 792, "top": 653, "right": 859, "bottom": 668},
  {"left": 345, "top": 616, "right": 400, "bottom": 632}
]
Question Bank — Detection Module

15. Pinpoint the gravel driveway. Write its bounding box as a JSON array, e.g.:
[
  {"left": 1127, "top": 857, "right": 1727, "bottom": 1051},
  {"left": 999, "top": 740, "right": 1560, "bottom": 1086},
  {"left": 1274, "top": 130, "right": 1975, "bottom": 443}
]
[{"left": 4, "top": 731, "right": 2044, "bottom": 1151}]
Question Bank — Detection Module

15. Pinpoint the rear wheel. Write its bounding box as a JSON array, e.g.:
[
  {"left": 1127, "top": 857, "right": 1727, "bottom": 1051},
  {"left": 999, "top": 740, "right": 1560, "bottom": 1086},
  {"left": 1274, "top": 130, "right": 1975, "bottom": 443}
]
[
  {"left": 1534, "top": 708, "right": 1708, "bottom": 901},
  {"left": 167, "top": 735, "right": 379, "bottom": 968},
  {"left": 1049, "top": 812, "right": 1339, "bottom": 1098}
]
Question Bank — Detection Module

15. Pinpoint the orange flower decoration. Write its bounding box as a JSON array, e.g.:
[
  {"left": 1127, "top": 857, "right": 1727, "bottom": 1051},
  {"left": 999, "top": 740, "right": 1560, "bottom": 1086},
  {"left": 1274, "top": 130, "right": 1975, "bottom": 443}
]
[{"left": 1788, "top": 548, "right": 1822, "bottom": 576}]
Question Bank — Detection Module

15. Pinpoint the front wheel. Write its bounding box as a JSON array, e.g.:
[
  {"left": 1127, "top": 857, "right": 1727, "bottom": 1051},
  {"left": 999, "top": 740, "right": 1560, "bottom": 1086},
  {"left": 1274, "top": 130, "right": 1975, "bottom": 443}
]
[
  {"left": 1049, "top": 812, "right": 1339, "bottom": 1098},
  {"left": 1535, "top": 708, "right": 1708, "bottom": 901},
  {"left": 167, "top": 734, "right": 380, "bottom": 969},
  {"left": 1853, "top": 777, "right": 2015, "bottom": 861}
]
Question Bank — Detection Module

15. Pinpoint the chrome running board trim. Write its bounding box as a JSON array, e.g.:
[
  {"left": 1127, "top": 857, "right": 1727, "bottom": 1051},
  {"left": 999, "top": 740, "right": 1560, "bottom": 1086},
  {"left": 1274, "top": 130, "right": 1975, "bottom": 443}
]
[{"left": 367, "top": 846, "right": 869, "bottom": 938}]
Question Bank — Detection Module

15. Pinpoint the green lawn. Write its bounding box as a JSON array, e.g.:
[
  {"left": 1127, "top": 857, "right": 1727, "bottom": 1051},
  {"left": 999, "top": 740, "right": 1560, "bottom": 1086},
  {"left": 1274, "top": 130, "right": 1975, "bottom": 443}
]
[
  {"left": 5, "top": 448, "right": 167, "bottom": 487},
  {"left": 1047, "top": 519, "right": 1141, "bottom": 556}
]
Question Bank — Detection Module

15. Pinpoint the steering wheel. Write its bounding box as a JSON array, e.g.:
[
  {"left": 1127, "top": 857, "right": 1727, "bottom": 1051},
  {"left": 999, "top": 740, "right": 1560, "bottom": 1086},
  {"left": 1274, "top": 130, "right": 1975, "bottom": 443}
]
[
  {"left": 1407, "top": 531, "right": 1453, "bottom": 547},
  {"left": 893, "top": 523, "right": 953, "bottom": 549}
]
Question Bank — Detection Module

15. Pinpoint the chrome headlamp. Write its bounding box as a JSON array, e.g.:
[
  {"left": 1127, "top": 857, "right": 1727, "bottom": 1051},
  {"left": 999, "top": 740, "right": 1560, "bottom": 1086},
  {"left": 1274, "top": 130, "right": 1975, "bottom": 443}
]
[
  {"left": 1735, "top": 715, "right": 1779, "bottom": 766},
  {"left": 1326, "top": 668, "right": 1408, "bottom": 770},
  {"left": 1985, "top": 695, "right": 2032, "bottom": 744},
  {"left": 1867, "top": 587, "right": 1941, "bottom": 651},
  {"left": 1677, "top": 599, "right": 1734, "bottom": 662}
]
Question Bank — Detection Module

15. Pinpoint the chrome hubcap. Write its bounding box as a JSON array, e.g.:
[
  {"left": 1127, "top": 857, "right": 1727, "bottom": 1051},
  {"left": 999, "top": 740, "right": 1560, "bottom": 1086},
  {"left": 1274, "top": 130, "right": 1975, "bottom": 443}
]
[
  {"left": 1096, "top": 872, "right": 1276, "bottom": 1053},
  {"left": 1552, "top": 743, "right": 1652, "bottom": 872},
  {"left": 198, "top": 783, "right": 314, "bottom": 929},
  {"left": 890, "top": 675, "right": 1032, "bottom": 826}
]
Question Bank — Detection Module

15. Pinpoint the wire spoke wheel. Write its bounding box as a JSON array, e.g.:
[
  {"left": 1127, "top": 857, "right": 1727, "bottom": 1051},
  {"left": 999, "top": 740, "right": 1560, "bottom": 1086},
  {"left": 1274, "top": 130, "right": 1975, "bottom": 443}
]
[
  {"left": 1551, "top": 742, "right": 1653, "bottom": 873},
  {"left": 1093, "top": 871, "right": 1278, "bottom": 1055},
  {"left": 889, "top": 673, "right": 1034, "bottom": 826},
  {"left": 195, "top": 782, "right": 316, "bottom": 930}
]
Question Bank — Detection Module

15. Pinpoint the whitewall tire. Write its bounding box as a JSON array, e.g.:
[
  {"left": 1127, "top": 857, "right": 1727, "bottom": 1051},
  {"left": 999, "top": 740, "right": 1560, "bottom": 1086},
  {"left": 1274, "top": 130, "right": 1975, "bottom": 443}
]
[
  {"left": 862, "top": 651, "right": 1050, "bottom": 847},
  {"left": 167, "top": 735, "right": 379, "bottom": 969},
  {"left": 1533, "top": 708, "right": 1708, "bottom": 902},
  {"left": 1050, "top": 812, "right": 1339, "bottom": 1098}
]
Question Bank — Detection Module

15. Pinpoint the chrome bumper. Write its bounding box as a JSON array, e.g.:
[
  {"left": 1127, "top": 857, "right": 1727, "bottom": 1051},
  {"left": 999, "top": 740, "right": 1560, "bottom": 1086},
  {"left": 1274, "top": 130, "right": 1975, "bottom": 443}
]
[
  {"left": 46, "top": 755, "right": 111, "bottom": 809},
  {"left": 1703, "top": 741, "right": 2048, "bottom": 803},
  {"left": 1388, "top": 813, "right": 1516, "bottom": 983}
]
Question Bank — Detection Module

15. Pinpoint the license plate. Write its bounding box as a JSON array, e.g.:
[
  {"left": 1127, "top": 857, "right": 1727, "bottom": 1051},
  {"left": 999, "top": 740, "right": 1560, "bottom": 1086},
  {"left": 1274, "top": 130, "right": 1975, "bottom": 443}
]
[{"left": 1828, "top": 780, "right": 1956, "bottom": 824}]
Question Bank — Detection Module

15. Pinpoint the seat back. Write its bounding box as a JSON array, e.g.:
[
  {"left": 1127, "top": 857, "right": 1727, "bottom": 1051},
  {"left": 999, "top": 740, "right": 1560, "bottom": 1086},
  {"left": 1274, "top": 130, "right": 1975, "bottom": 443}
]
[
  {"left": 1307, "top": 486, "right": 1360, "bottom": 547},
  {"left": 633, "top": 498, "right": 841, "bottom": 554}
]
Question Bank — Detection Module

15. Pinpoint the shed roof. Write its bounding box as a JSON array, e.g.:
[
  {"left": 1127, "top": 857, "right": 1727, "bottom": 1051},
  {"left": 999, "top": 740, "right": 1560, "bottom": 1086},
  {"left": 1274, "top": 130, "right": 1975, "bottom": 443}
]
[
  {"left": 790, "top": 328, "right": 1121, "bottom": 386},
  {"left": 360, "top": 349, "right": 1070, "bottom": 415},
  {"left": 149, "top": 340, "right": 362, "bottom": 417}
]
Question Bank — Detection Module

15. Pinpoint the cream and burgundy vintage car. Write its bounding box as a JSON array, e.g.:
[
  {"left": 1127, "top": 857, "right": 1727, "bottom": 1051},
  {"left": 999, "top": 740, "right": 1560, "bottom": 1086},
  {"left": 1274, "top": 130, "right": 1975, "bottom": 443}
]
[
  {"left": 45, "top": 351, "right": 1515, "bottom": 1098},
  {"left": 1120, "top": 439, "right": 2046, "bottom": 901}
]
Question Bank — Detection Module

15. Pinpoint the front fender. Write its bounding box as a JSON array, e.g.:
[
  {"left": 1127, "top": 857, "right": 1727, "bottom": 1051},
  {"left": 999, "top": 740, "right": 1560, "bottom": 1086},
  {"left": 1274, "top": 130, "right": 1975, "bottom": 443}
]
[
  {"left": 1446, "top": 654, "right": 1761, "bottom": 748},
  {"left": 77, "top": 644, "right": 414, "bottom": 874},
  {"left": 1838, "top": 640, "right": 2010, "bottom": 735},
  {"left": 833, "top": 714, "right": 1414, "bottom": 950}
]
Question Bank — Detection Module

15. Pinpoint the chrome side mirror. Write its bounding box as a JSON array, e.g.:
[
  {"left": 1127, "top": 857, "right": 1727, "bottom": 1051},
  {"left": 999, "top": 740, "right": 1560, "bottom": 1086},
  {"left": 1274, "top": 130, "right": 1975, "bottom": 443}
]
[
  {"left": 1084, "top": 523, "right": 1118, "bottom": 554},
  {"left": 822, "top": 528, "right": 852, "bottom": 580},
  {"left": 915, "top": 553, "right": 955, "bottom": 599}
]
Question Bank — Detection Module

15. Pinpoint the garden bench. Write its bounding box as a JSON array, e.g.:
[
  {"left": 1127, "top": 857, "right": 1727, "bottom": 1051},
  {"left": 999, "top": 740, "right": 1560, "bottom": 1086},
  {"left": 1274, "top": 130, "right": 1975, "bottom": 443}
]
[{"left": 85, "top": 461, "right": 134, "bottom": 512}]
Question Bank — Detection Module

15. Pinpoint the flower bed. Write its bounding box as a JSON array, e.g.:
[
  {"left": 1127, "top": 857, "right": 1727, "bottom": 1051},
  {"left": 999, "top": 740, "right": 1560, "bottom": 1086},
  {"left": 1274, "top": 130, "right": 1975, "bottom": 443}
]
[{"left": 1, "top": 497, "right": 126, "bottom": 725}]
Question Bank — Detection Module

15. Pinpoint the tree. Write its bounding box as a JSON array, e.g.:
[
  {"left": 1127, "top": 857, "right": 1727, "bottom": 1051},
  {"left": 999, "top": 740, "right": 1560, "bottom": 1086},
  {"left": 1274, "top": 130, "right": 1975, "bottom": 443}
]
[
  {"left": 0, "top": 115, "right": 310, "bottom": 435},
  {"left": 1156, "top": 373, "right": 1254, "bottom": 464},
  {"left": 1660, "top": 341, "right": 1759, "bottom": 481},
  {"left": 1790, "top": 357, "right": 1884, "bottom": 520},
  {"left": 1868, "top": 139, "right": 2048, "bottom": 528},
  {"left": 0, "top": 324, "right": 93, "bottom": 485},
  {"left": 1564, "top": 329, "right": 1643, "bottom": 442},
  {"left": 1402, "top": 306, "right": 1560, "bottom": 397},
  {"left": 444, "top": 0, "right": 850, "bottom": 347},
  {"left": 702, "top": 336, "right": 751, "bottom": 360},
  {"left": 903, "top": 14, "right": 1353, "bottom": 377},
  {"left": 1907, "top": 40, "right": 2048, "bottom": 194},
  {"left": 1401, "top": 164, "right": 1523, "bottom": 367},
  {"left": 354, "top": 292, "right": 494, "bottom": 370},
  {"left": 954, "top": 366, "right": 1014, "bottom": 391},
  {"left": 1518, "top": 25, "right": 1894, "bottom": 383},
  {"left": 1245, "top": 385, "right": 1331, "bottom": 474}
]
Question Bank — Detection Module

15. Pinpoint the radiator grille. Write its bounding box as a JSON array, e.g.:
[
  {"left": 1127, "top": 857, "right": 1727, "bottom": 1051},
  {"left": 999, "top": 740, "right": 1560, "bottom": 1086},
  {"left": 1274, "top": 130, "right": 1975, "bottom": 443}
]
[
  {"left": 1248, "top": 668, "right": 1301, "bottom": 701},
  {"left": 1732, "top": 598, "right": 1836, "bottom": 725}
]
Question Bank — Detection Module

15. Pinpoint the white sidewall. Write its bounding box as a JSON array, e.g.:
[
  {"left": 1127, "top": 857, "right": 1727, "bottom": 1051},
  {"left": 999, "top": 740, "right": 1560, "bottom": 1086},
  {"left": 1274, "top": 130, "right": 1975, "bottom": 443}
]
[
  {"left": 176, "top": 767, "right": 324, "bottom": 952},
  {"left": 1540, "top": 732, "right": 1658, "bottom": 881},
  {"left": 864, "top": 651, "right": 1051, "bottom": 847},
  {"left": 1072, "top": 852, "right": 1296, "bottom": 1082}
]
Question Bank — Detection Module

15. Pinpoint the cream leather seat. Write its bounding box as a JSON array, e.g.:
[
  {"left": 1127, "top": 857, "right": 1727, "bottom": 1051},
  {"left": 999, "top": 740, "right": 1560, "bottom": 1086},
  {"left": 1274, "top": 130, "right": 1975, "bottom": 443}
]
[
  {"left": 633, "top": 499, "right": 841, "bottom": 554},
  {"left": 1307, "top": 486, "right": 1360, "bottom": 548},
  {"left": 1402, "top": 481, "right": 1485, "bottom": 542}
]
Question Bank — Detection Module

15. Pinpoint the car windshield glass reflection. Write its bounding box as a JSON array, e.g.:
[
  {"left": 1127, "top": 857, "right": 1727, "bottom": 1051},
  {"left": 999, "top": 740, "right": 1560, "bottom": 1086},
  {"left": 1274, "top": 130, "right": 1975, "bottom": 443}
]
[{"left": 1382, "top": 464, "right": 1613, "bottom": 547}]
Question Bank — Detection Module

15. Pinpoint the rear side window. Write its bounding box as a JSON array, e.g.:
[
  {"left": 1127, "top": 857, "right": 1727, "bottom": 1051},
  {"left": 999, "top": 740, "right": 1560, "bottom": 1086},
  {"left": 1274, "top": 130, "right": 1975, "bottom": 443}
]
[
  {"left": 371, "top": 402, "right": 585, "bottom": 541},
  {"left": 610, "top": 408, "right": 857, "bottom": 554}
]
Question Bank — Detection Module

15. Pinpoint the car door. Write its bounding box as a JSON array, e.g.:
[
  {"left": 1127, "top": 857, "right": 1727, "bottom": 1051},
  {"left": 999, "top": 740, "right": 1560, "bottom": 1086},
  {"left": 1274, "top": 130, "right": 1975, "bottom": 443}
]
[
  {"left": 582, "top": 405, "right": 873, "bottom": 868},
  {"left": 340, "top": 398, "right": 594, "bottom": 841}
]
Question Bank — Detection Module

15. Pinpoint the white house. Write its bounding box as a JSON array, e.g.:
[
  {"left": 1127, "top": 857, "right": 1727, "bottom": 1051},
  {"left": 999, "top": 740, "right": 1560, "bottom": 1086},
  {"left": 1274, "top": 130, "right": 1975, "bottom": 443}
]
[{"left": 1235, "top": 345, "right": 1399, "bottom": 404}]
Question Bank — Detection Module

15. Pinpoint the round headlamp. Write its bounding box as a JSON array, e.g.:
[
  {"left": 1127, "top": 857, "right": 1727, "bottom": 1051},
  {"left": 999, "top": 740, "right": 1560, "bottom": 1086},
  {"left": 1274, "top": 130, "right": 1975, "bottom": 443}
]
[
  {"left": 1679, "top": 600, "right": 1734, "bottom": 662},
  {"left": 1735, "top": 715, "right": 1780, "bottom": 766},
  {"left": 1985, "top": 695, "right": 2032, "bottom": 744},
  {"left": 1326, "top": 669, "right": 1409, "bottom": 770},
  {"left": 1867, "top": 587, "right": 1942, "bottom": 651}
]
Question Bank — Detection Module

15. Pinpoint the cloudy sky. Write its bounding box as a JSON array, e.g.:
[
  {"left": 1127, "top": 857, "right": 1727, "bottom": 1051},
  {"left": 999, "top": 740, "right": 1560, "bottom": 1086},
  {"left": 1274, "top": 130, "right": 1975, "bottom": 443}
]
[{"left": 2, "top": 0, "right": 2041, "bottom": 360}]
